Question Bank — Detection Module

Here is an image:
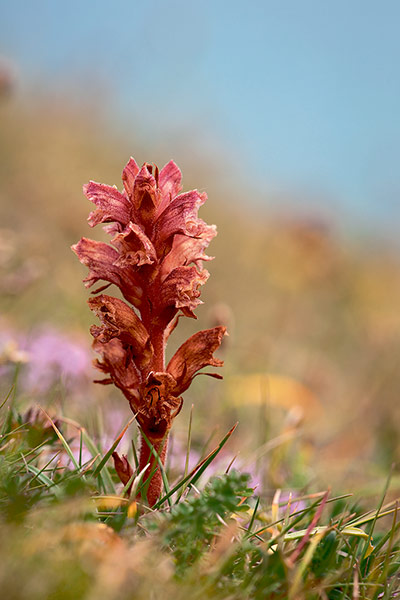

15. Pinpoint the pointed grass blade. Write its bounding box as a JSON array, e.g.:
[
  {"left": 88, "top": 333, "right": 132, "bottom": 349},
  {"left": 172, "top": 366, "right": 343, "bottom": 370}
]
[
  {"left": 288, "top": 529, "right": 327, "bottom": 600},
  {"left": 176, "top": 404, "right": 194, "bottom": 502},
  {"left": 0, "top": 384, "right": 14, "bottom": 410},
  {"left": 39, "top": 406, "right": 80, "bottom": 470},
  {"left": 153, "top": 422, "right": 238, "bottom": 510},
  {"left": 247, "top": 496, "right": 260, "bottom": 533},
  {"left": 288, "top": 489, "right": 329, "bottom": 565},
  {"left": 93, "top": 415, "right": 137, "bottom": 477},
  {"left": 184, "top": 404, "right": 194, "bottom": 479},
  {"left": 59, "top": 416, "right": 116, "bottom": 494},
  {"left": 187, "top": 422, "right": 238, "bottom": 489},
  {"left": 122, "top": 463, "right": 150, "bottom": 497},
  {"left": 24, "top": 463, "right": 62, "bottom": 498},
  {"left": 360, "top": 468, "right": 393, "bottom": 564}
]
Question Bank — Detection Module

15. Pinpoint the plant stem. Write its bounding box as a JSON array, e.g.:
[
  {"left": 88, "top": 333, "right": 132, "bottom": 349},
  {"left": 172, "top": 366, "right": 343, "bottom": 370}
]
[{"left": 138, "top": 432, "right": 168, "bottom": 506}]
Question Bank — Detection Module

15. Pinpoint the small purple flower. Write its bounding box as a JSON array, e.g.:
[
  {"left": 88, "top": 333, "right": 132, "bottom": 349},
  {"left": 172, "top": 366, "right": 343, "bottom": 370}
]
[
  {"left": 22, "top": 327, "right": 92, "bottom": 393},
  {"left": 0, "top": 321, "right": 93, "bottom": 394}
]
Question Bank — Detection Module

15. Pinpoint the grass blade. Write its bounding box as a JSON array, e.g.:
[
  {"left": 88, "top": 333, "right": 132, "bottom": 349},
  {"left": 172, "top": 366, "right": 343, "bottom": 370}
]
[
  {"left": 188, "top": 422, "right": 238, "bottom": 489},
  {"left": 24, "top": 463, "right": 62, "bottom": 497},
  {"left": 361, "top": 468, "right": 392, "bottom": 564},
  {"left": 92, "top": 415, "right": 136, "bottom": 477},
  {"left": 153, "top": 422, "right": 238, "bottom": 510},
  {"left": 176, "top": 404, "right": 194, "bottom": 502},
  {"left": 288, "top": 489, "right": 329, "bottom": 565},
  {"left": 60, "top": 416, "right": 116, "bottom": 494},
  {"left": 247, "top": 496, "right": 260, "bottom": 533},
  {"left": 39, "top": 406, "right": 80, "bottom": 471},
  {"left": 0, "top": 385, "right": 14, "bottom": 410}
]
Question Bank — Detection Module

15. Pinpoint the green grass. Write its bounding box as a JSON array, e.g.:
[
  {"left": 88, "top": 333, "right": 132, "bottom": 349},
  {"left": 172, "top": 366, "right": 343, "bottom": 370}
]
[{"left": 1, "top": 392, "right": 400, "bottom": 600}]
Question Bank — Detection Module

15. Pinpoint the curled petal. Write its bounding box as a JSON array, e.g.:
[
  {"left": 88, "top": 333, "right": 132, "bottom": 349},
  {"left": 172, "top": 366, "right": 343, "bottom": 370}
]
[
  {"left": 84, "top": 181, "right": 131, "bottom": 227},
  {"left": 160, "top": 265, "right": 209, "bottom": 312},
  {"left": 167, "top": 326, "right": 227, "bottom": 394},
  {"left": 111, "top": 222, "right": 157, "bottom": 268},
  {"left": 157, "top": 160, "right": 182, "bottom": 214},
  {"left": 154, "top": 190, "right": 209, "bottom": 250},
  {"left": 122, "top": 157, "right": 140, "bottom": 199},
  {"left": 103, "top": 222, "right": 121, "bottom": 237},
  {"left": 92, "top": 337, "right": 141, "bottom": 393},
  {"left": 160, "top": 232, "right": 215, "bottom": 282},
  {"left": 88, "top": 294, "right": 152, "bottom": 366},
  {"left": 71, "top": 238, "right": 143, "bottom": 306},
  {"left": 133, "top": 164, "right": 160, "bottom": 228}
]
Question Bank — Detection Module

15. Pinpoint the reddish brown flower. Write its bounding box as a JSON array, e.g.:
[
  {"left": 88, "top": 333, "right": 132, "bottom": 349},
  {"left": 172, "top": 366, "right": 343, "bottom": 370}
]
[{"left": 73, "top": 158, "right": 225, "bottom": 505}]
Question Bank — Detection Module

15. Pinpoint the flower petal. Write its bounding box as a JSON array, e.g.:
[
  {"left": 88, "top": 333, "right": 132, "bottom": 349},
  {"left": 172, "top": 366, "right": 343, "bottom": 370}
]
[
  {"left": 92, "top": 337, "right": 141, "bottom": 394},
  {"left": 154, "top": 190, "right": 210, "bottom": 251},
  {"left": 158, "top": 160, "right": 182, "bottom": 213},
  {"left": 167, "top": 326, "right": 227, "bottom": 394},
  {"left": 102, "top": 222, "right": 121, "bottom": 237},
  {"left": 160, "top": 232, "right": 215, "bottom": 282},
  {"left": 132, "top": 164, "right": 160, "bottom": 229},
  {"left": 160, "top": 265, "right": 209, "bottom": 312},
  {"left": 122, "top": 157, "right": 140, "bottom": 198},
  {"left": 88, "top": 294, "right": 152, "bottom": 366},
  {"left": 111, "top": 222, "right": 157, "bottom": 268},
  {"left": 71, "top": 238, "right": 143, "bottom": 306},
  {"left": 84, "top": 181, "right": 132, "bottom": 227}
]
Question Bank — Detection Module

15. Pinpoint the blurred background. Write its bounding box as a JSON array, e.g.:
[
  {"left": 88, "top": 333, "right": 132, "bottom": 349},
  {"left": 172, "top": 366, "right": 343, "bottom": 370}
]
[{"left": 1, "top": 0, "right": 400, "bottom": 498}]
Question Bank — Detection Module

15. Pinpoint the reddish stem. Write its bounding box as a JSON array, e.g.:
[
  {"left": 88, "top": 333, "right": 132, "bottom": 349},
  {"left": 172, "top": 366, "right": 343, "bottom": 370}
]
[
  {"left": 138, "top": 433, "right": 168, "bottom": 507},
  {"left": 150, "top": 327, "right": 165, "bottom": 372}
]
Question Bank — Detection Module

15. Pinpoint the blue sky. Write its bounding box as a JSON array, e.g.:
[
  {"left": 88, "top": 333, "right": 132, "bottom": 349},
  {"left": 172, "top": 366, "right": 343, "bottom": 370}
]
[{"left": 1, "top": 0, "right": 400, "bottom": 229}]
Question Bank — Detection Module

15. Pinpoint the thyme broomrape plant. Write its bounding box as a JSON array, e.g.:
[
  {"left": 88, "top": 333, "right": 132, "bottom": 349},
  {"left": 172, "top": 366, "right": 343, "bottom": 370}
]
[{"left": 72, "top": 158, "right": 226, "bottom": 505}]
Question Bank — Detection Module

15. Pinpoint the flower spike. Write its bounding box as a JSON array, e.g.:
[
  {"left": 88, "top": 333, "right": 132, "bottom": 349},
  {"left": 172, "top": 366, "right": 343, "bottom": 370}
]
[{"left": 73, "top": 158, "right": 225, "bottom": 505}]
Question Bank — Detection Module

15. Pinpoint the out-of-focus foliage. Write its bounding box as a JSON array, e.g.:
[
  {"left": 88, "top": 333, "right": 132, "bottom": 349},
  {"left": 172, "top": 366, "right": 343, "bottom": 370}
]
[{"left": 1, "top": 400, "right": 400, "bottom": 600}]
